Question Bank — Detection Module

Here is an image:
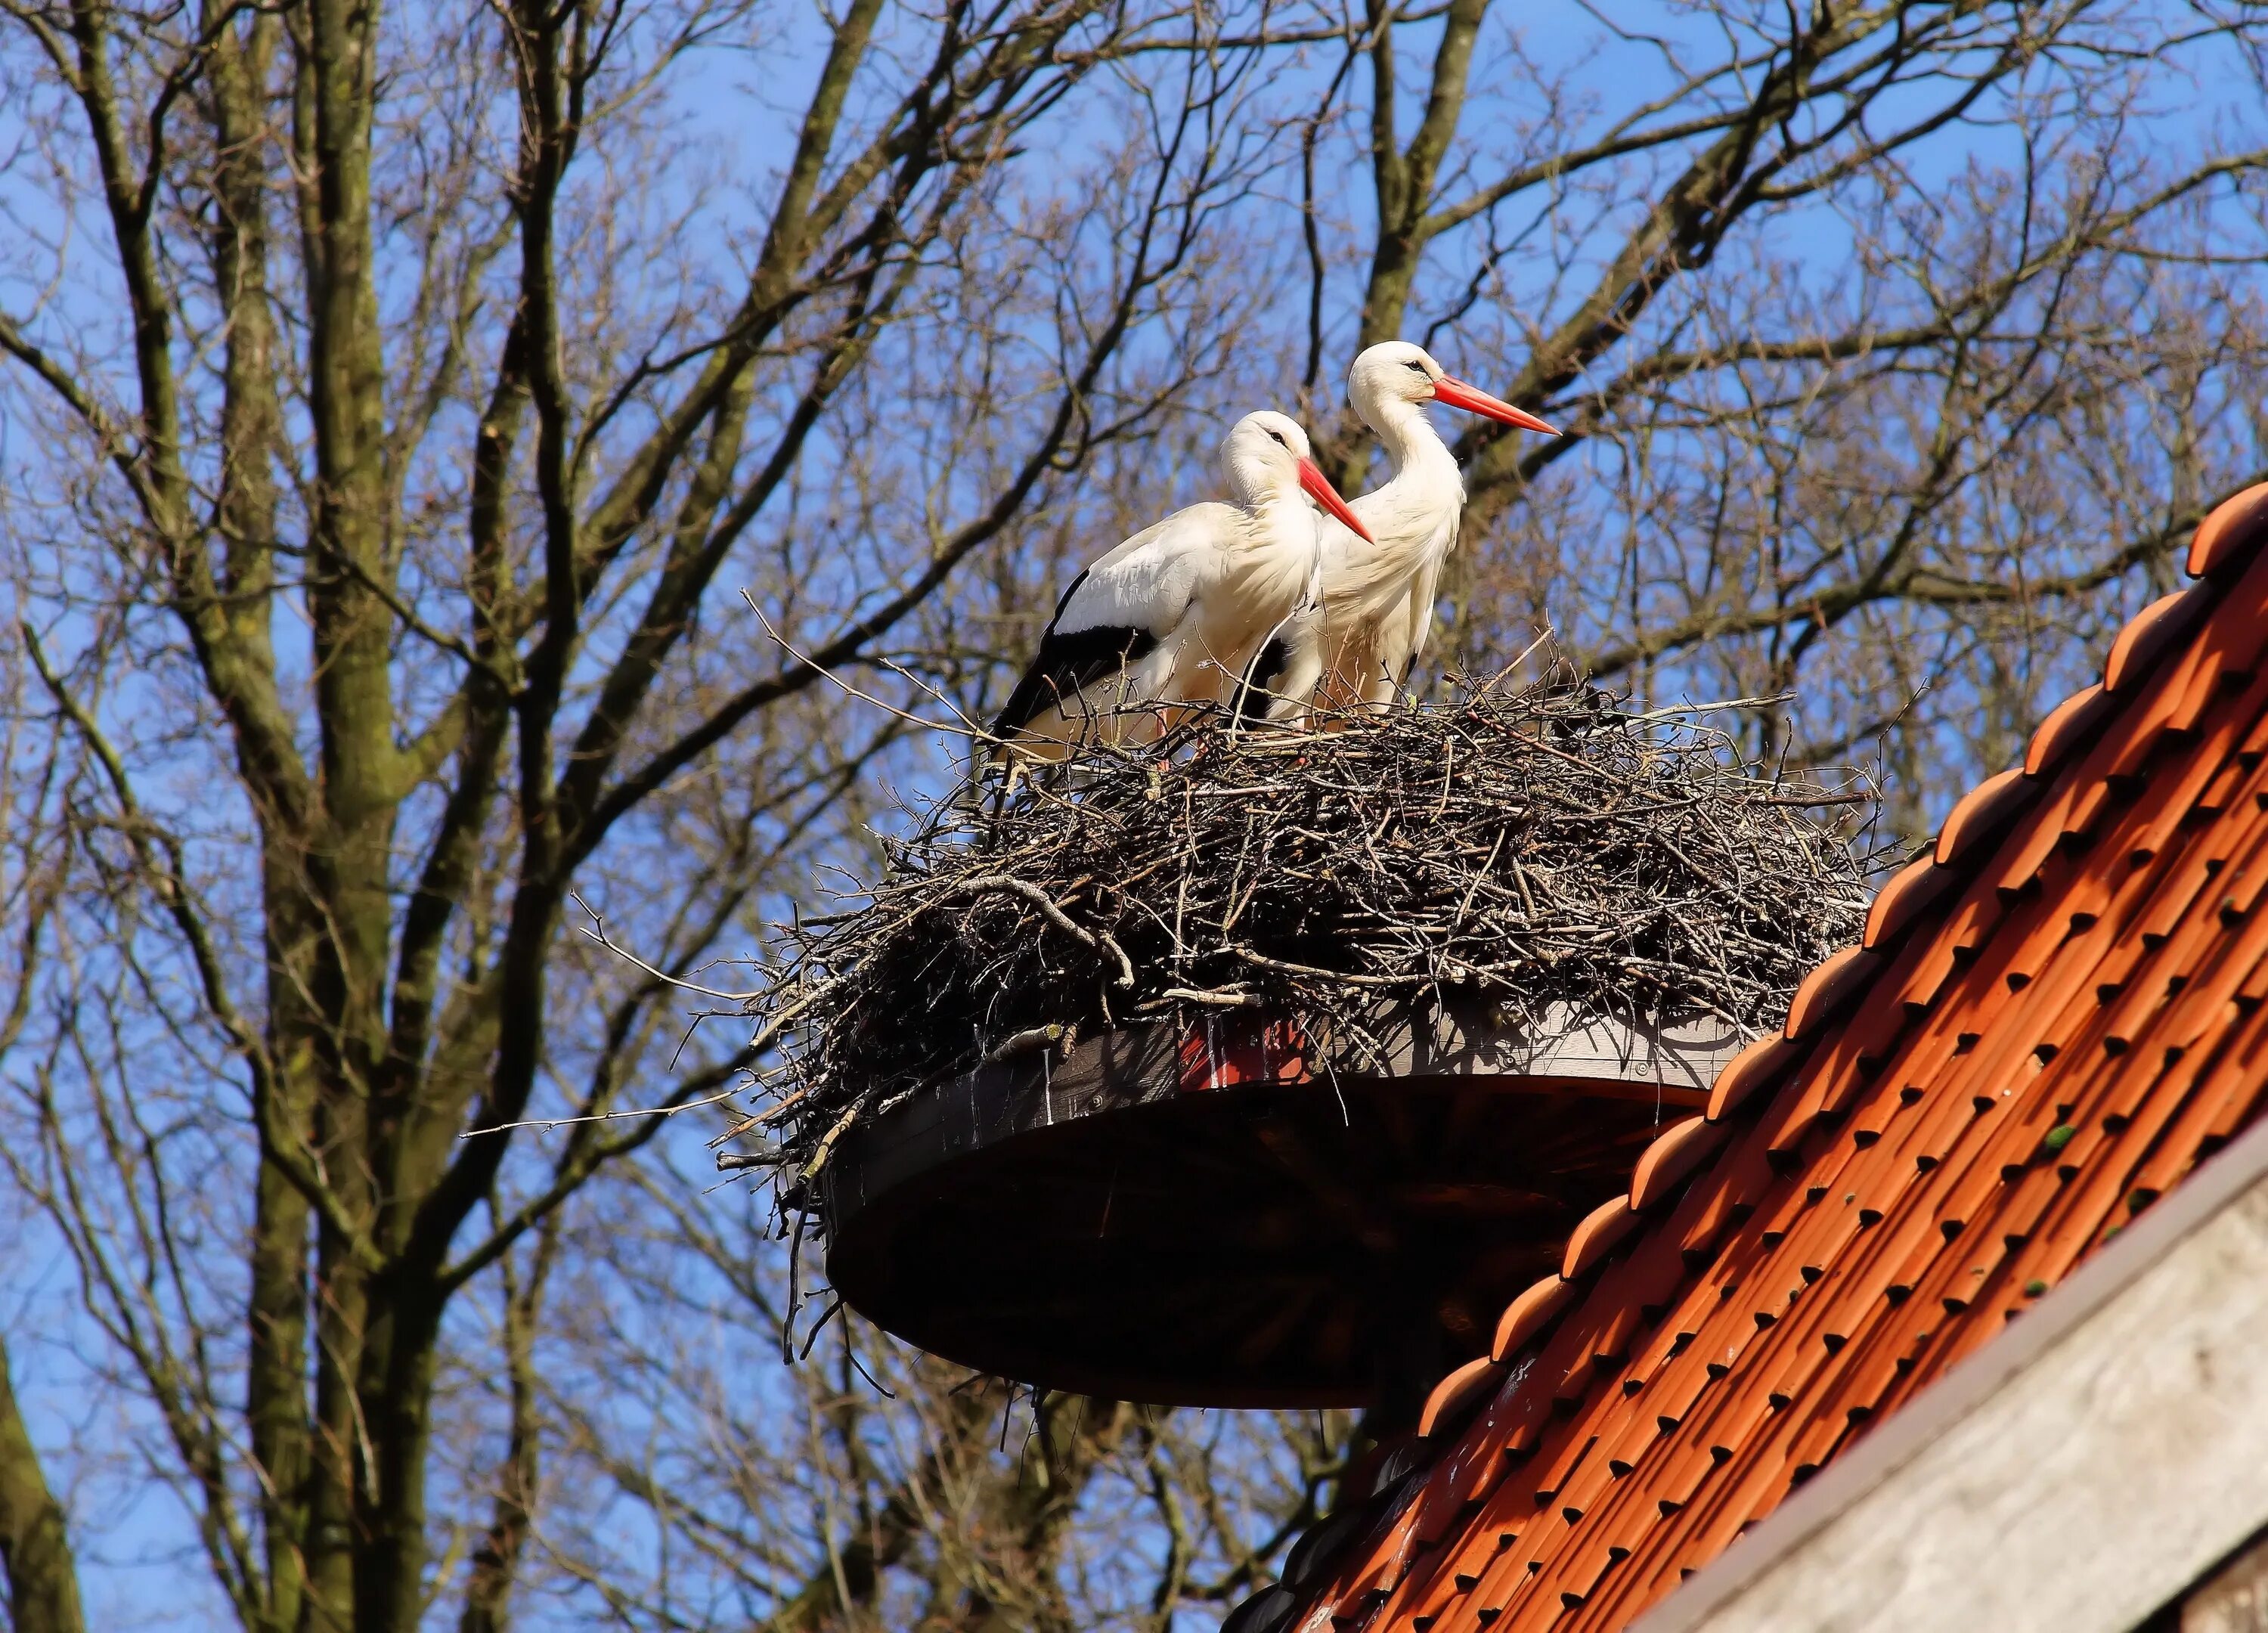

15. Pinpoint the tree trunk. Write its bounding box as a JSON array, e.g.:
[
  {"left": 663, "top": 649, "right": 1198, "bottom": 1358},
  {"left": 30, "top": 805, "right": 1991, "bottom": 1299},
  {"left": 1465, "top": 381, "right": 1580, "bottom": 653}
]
[{"left": 0, "top": 1337, "right": 84, "bottom": 1633}]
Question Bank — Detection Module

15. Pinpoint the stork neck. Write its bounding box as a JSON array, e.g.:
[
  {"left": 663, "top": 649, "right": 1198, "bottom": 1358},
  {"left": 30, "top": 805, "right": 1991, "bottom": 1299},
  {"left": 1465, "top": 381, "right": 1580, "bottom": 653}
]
[
  {"left": 1247, "top": 490, "right": 1320, "bottom": 552},
  {"left": 1363, "top": 392, "right": 1458, "bottom": 485}
]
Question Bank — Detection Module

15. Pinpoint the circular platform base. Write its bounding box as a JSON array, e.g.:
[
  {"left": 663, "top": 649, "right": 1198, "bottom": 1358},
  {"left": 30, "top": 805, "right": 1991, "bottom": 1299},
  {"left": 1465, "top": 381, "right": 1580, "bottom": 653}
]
[{"left": 822, "top": 1001, "right": 1736, "bottom": 1408}]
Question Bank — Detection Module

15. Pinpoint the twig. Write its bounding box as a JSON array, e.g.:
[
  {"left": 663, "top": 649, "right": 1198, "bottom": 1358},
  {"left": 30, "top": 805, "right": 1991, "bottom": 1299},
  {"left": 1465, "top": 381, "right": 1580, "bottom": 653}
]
[
  {"left": 984, "top": 1024, "right": 1067, "bottom": 1063},
  {"left": 947, "top": 875, "right": 1136, "bottom": 988},
  {"left": 570, "top": 893, "right": 767, "bottom": 1001},
  {"left": 463, "top": 1084, "right": 742, "bottom": 1139},
  {"left": 745, "top": 592, "right": 993, "bottom": 742}
]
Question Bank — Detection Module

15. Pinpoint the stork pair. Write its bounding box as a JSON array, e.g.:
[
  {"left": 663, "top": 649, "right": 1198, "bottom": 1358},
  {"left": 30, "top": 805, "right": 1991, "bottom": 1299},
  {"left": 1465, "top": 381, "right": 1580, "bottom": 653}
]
[{"left": 992, "top": 342, "right": 1557, "bottom": 756}]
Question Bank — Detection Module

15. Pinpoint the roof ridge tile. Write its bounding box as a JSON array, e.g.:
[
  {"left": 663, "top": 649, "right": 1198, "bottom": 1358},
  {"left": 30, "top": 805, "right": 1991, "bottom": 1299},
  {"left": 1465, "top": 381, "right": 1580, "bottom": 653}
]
[
  {"left": 1630, "top": 1117, "right": 1724, "bottom": 1210},
  {"left": 1491, "top": 1275, "right": 1576, "bottom": 1365},
  {"left": 1703, "top": 1037, "right": 1801, "bottom": 1123},
  {"left": 1418, "top": 1356, "right": 1505, "bottom": 1439},
  {"left": 2102, "top": 581, "right": 2215, "bottom": 695},
  {"left": 1563, "top": 1197, "right": 1638, "bottom": 1279},
  {"left": 1861, "top": 855, "right": 1954, "bottom": 948},
  {"left": 2024, "top": 683, "right": 2116, "bottom": 777},
  {"left": 1933, "top": 767, "right": 2035, "bottom": 867},
  {"left": 2188, "top": 480, "right": 2268, "bottom": 577},
  {"left": 1781, "top": 945, "right": 1880, "bottom": 1040}
]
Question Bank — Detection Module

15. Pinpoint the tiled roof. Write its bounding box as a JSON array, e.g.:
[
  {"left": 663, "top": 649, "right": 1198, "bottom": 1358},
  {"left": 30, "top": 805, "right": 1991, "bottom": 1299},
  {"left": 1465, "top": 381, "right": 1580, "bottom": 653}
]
[{"left": 1229, "top": 479, "right": 2268, "bottom": 1633}]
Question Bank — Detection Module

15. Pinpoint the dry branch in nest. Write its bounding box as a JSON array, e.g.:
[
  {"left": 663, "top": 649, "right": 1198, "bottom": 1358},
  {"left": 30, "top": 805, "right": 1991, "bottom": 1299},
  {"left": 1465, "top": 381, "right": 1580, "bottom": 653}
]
[{"left": 728, "top": 663, "right": 1885, "bottom": 1221}]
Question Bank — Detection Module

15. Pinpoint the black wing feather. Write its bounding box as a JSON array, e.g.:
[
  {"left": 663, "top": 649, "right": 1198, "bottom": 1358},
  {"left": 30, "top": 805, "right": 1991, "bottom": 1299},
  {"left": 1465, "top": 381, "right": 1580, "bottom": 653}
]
[
  {"left": 1232, "top": 636, "right": 1291, "bottom": 724},
  {"left": 993, "top": 624, "right": 1160, "bottom": 736}
]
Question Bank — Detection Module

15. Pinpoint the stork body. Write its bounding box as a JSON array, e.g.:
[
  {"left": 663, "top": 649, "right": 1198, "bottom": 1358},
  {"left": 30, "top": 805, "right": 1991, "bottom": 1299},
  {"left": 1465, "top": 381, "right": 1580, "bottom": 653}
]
[
  {"left": 1254, "top": 344, "right": 1557, "bottom": 721},
  {"left": 992, "top": 411, "right": 1368, "bottom": 760}
]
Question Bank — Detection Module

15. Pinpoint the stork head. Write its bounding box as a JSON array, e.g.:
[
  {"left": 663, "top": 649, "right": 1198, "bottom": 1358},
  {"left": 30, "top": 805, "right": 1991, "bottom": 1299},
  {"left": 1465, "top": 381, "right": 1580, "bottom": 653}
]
[
  {"left": 1346, "top": 341, "right": 1559, "bottom": 438},
  {"left": 1222, "top": 411, "right": 1373, "bottom": 544}
]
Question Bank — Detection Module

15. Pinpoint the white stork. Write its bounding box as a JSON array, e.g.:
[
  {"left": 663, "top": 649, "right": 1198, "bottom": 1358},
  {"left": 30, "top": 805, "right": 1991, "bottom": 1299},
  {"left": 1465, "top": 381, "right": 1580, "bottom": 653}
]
[
  {"left": 1251, "top": 343, "right": 1558, "bottom": 721},
  {"left": 992, "top": 411, "right": 1371, "bottom": 759}
]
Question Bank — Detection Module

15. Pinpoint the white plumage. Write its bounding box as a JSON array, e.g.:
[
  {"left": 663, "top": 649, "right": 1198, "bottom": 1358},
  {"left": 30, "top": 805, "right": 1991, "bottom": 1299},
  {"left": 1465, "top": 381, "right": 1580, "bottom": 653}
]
[
  {"left": 992, "top": 411, "right": 1370, "bottom": 759},
  {"left": 1262, "top": 342, "right": 1558, "bottom": 720}
]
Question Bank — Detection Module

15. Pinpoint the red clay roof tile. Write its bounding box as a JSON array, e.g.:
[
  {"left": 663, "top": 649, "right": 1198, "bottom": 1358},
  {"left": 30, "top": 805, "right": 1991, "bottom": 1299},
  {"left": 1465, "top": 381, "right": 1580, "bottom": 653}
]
[
  {"left": 1492, "top": 1273, "right": 1576, "bottom": 1363},
  {"left": 1563, "top": 1198, "right": 1638, "bottom": 1278},
  {"left": 1419, "top": 1356, "right": 1504, "bottom": 1439},
  {"left": 2102, "top": 583, "right": 2213, "bottom": 694},
  {"left": 1859, "top": 854, "right": 1950, "bottom": 947},
  {"left": 1700, "top": 1037, "right": 1797, "bottom": 1122},
  {"left": 1780, "top": 945, "right": 1879, "bottom": 1039},
  {"left": 2022, "top": 682, "right": 2115, "bottom": 776},
  {"left": 2189, "top": 481, "right": 2268, "bottom": 576},
  {"left": 1932, "top": 767, "right": 2034, "bottom": 866},
  {"left": 1230, "top": 479, "right": 2268, "bottom": 1633},
  {"left": 1628, "top": 1117, "right": 1720, "bottom": 1211}
]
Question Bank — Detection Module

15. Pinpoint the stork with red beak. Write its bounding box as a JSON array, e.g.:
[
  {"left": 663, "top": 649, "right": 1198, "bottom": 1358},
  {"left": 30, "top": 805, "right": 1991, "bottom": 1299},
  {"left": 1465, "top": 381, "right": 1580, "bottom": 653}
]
[
  {"left": 1249, "top": 343, "right": 1557, "bottom": 720},
  {"left": 992, "top": 411, "right": 1372, "bottom": 759}
]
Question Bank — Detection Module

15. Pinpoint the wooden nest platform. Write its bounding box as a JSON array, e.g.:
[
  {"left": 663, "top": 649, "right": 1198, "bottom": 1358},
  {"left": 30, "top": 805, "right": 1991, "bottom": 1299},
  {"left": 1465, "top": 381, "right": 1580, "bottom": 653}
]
[
  {"left": 726, "top": 664, "right": 1880, "bottom": 1403},
  {"left": 823, "top": 1000, "right": 1739, "bottom": 1406}
]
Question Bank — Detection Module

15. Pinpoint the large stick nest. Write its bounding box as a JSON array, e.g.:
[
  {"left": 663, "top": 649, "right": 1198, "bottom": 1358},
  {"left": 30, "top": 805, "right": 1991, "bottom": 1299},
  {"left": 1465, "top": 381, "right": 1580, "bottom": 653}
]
[{"left": 730, "top": 663, "right": 1882, "bottom": 1214}]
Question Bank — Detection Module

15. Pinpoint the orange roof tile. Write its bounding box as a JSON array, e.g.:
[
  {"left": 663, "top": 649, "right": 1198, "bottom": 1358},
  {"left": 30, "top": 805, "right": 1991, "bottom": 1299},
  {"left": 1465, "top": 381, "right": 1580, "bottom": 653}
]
[{"left": 1226, "top": 480, "right": 2268, "bottom": 1633}]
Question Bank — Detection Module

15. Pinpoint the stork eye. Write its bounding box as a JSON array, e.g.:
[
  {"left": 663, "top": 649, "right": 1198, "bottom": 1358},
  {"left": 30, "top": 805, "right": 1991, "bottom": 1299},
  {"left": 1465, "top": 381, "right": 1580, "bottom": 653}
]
[
  {"left": 1406, "top": 361, "right": 1429, "bottom": 373},
  {"left": 1266, "top": 429, "right": 1287, "bottom": 445}
]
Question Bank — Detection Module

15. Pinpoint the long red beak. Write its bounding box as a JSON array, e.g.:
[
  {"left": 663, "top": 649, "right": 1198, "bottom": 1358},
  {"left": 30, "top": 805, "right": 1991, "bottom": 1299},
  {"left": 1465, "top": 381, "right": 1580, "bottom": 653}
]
[
  {"left": 1297, "top": 457, "right": 1374, "bottom": 544},
  {"left": 1430, "top": 376, "right": 1559, "bottom": 436}
]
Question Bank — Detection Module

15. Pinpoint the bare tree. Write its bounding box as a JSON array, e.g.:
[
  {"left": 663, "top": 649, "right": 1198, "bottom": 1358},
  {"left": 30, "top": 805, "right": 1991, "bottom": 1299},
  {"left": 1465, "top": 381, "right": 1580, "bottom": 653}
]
[{"left": 0, "top": 0, "right": 1265, "bottom": 1623}]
